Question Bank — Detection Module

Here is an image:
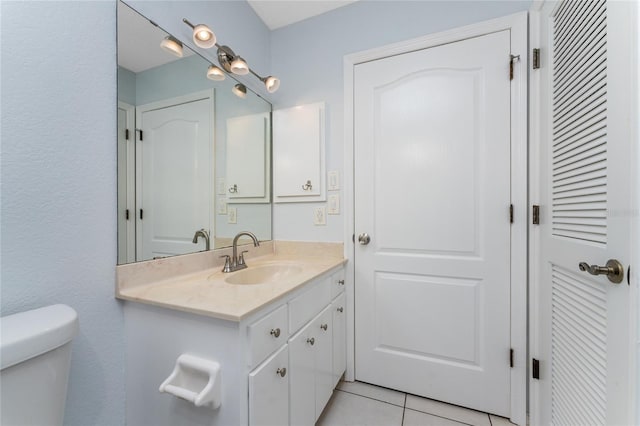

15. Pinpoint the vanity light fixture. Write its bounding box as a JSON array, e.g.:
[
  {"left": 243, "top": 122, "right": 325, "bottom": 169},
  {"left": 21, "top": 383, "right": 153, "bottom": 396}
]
[
  {"left": 160, "top": 36, "right": 183, "bottom": 58},
  {"left": 182, "top": 19, "right": 216, "bottom": 49},
  {"left": 232, "top": 83, "right": 247, "bottom": 99},
  {"left": 255, "top": 74, "right": 280, "bottom": 94},
  {"left": 206, "top": 65, "right": 225, "bottom": 81},
  {"left": 183, "top": 18, "right": 280, "bottom": 93}
]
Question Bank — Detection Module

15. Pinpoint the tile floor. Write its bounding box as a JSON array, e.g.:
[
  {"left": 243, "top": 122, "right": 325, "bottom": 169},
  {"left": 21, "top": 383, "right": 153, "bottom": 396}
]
[{"left": 316, "top": 381, "right": 515, "bottom": 426}]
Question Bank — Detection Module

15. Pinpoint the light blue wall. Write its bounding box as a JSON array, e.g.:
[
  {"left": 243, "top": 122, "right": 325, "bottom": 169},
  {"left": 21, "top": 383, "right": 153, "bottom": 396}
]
[
  {"left": 1, "top": 1, "right": 271, "bottom": 425},
  {"left": 118, "top": 66, "right": 136, "bottom": 106},
  {"left": 1, "top": 1, "right": 123, "bottom": 425},
  {"left": 269, "top": 0, "right": 532, "bottom": 242}
]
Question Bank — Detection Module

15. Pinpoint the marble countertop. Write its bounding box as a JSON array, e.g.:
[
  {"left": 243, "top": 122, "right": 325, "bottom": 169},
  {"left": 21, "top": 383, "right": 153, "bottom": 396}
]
[{"left": 117, "top": 252, "right": 346, "bottom": 322}]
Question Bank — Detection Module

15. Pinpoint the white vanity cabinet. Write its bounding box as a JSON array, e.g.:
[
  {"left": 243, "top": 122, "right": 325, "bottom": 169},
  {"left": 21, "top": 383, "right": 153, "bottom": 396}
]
[
  {"left": 248, "top": 345, "right": 289, "bottom": 426},
  {"left": 289, "top": 306, "right": 334, "bottom": 425},
  {"left": 123, "top": 264, "right": 346, "bottom": 426}
]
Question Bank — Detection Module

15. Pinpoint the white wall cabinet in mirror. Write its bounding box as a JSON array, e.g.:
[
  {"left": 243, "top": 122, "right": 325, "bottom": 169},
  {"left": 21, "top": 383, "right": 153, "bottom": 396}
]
[
  {"left": 226, "top": 112, "right": 271, "bottom": 203},
  {"left": 273, "top": 102, "right": 326, "bottom": 203}
]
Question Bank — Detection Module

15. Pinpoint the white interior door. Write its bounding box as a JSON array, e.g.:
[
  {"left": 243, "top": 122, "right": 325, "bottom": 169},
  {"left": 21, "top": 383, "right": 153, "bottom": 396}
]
[
  {"left": 533, "top": 1, "right": 634, "bottom": 425},
  {"left": 136, "top": 91, "right": 213, "bottom": 261},
  {"left": 354, "top": 30, "right": 513, "bottom": 416}
]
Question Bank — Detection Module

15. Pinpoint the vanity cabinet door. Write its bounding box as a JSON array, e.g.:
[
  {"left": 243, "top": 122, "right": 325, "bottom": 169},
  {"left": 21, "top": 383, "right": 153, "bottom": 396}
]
[
  {"left": 314, "top": 306, "right": 333, "bottom": 421},
  {"left": 273, "top": 102, "right": 325, "bottom": 203},
  {"left": 332, "top": 292, "right": 347, "bottom": 387},
  {"left": 249, "top": 344, "right": 289, "bottom": 426},
  {"left": 289, "top": 320, "right": 316, "bottom": 426}
]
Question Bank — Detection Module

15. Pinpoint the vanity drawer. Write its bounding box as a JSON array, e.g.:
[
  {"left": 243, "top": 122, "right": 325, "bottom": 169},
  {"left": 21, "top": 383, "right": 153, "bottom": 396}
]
[
  {"left": 331, "top": 269, "right": 346, "bottom": 299},
  {"left": 249, "top": 304, "right": 288, "bottom": 368},
  {"left": 289, "top": 277, "right": 331, "bottom": 334}
]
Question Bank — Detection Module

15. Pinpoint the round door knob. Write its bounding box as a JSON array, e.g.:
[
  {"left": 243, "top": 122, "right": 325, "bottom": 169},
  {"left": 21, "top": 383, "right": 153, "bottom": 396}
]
[
  {"left": 358, "top": 233, "right": 370, "bottom": 245},
  {"left": 270, "top": 328, "right": 281, "bottom": 338},
  {"left": 276, "top": 367, "right": 287, "bottom": 377},
  {"left": 320, "top": 324, "right": 328, "bottom": 331},
  {"left": 307, "top": 337, "right": 315, "bottom": 346}
]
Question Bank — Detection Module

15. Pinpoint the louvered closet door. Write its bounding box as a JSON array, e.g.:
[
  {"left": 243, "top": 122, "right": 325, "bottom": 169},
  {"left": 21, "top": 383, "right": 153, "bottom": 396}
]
[{"left": 536, "top": 1, "right": 633, "bottom": 425}]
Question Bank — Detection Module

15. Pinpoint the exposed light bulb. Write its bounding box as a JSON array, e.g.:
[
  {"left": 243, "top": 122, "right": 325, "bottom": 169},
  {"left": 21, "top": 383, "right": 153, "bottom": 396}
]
[
  {"left": 206, "top": 65, "right": 225, "bottom": 81},
  {"left": 264, "top": 76, "right": 280, "bottom": 93},
  {"left": 192, "top": 24, "right": 216, "bottom": 48},
  {"left": 232, "top": 84, "right": 247, "bottom": 99},
  {"left": 159, "top": 36, "right": 183, "bottom": 58},
  {"left": 230, "top": 57, "right": 249, "bottom": 75}
]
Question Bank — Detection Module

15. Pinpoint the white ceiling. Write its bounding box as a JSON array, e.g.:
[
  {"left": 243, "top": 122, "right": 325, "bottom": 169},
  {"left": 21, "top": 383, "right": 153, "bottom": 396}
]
[
  {"left": 117, "top": 1, "right": 194, "bottom": 73},
  {"left": 247, "top": 0, "right": 359, "bottom": 30}
]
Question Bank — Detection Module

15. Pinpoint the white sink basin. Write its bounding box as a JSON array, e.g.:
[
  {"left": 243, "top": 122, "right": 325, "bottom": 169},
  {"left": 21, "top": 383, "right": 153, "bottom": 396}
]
[{"left": 224, "top": 264, "right": 304, "bottom": 285}]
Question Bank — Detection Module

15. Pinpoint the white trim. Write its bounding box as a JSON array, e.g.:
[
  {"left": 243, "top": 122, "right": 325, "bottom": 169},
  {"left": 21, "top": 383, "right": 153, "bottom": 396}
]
[
  {"left": 633, "top": 4, "right": 640, "bottom": 424},
  {"left": 527, "top": 5, "right": 543, "bottom": 426},
  {"left": 343, "top": 12, "right": 529, "bottom": 425},
  {"left": 118, "top": 101, "right": 136, "bottom": 264},
  {"left": 135, "top": 89, "right": 215, "bottom": 261}
]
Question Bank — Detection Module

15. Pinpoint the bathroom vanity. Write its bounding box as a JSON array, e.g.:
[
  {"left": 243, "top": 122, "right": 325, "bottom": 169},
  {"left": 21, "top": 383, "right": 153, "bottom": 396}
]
[{"left": 117, "top": 242, "right": 346, "bottom": 426}]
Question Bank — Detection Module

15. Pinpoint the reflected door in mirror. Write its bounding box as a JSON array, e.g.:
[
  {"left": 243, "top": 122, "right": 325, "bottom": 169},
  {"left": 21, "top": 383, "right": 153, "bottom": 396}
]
[{"left": 136, "top": 90, "right": 214, "bottom": 261}]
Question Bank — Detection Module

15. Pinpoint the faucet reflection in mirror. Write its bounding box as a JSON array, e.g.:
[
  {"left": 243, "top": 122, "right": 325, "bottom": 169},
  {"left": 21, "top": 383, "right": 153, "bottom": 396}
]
[
  {"left": 183, "top": 19, "right": 280, "bottom": 93},
  {"left": 117, "top": 1, "right": 272, "bottom": 265}
]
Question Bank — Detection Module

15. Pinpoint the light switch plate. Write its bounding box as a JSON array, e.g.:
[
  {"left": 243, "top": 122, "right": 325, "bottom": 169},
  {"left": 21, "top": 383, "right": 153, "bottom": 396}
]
[
  {"left": 313, "top": 206, "right": 326, "bottom": 225},
  {"left": 217, "top": 198, "right": 227, "bottom": 214},
  {"left": 217, "top": 178, "right": 226, "bottom": 195},
  {"left": 327, "top": 194, "right": 340, "bottom": 215},
  {"left": 228, "top": 207, "right": 237, "bottom": 224},
  {"left": 328, "top": 170, "right": 340, "bottom": 191}
]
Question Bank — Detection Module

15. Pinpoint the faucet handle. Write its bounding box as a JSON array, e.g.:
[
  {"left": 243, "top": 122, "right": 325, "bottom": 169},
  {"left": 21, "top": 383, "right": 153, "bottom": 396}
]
[
  {"left": 238, "top": 250, "right": 249, "bottom": 266},
  {"left": 220, "top": 255, "right": 232, "bottom": 273}
]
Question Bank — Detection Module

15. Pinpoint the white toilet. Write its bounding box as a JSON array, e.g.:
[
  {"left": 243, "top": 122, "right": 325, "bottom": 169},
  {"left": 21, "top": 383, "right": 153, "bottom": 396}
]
[{"left": 1, "top": 304, "right": 79, "bottom": 426}]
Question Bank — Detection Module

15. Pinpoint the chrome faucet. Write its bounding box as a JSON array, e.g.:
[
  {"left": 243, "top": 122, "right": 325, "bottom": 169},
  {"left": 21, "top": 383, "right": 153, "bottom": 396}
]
[
  {"left": 192, "top": 228, "right": 210, "bottom": 251},
  {"left": 221, "top": 231, "right": 260, "bottom": 273}
]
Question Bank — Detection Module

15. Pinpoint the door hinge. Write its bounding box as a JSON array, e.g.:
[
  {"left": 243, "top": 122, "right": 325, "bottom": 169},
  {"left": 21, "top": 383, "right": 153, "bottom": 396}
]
[
  {"left": 139, "top": 209, "right": 143, "bottom": 220},
  {"left": 532, "top": 358, "right": 540, "bottom": 379},
  {"left": 125, "top": 129, "right": 130, "bottom": 140},
  {"left": 532, "top": 48, "right": 541, "bottom": 69},
  {"left": 509, "top": 55, "right": 520, "bottom": 80},
  {"left": 532, "top": 205, "right": 540, "bottom": 225},
  {"left": 125, "top": 209, "right": 130, "bottom": 220},
  {"left": 510, "top": 204, "right": 514, "bottom": 223},
  {"left": 137, "top": 129, "right": 143, "bottom": 141},
  {"left": 510, "top": 348, "right": 514, "bottom": 368}
]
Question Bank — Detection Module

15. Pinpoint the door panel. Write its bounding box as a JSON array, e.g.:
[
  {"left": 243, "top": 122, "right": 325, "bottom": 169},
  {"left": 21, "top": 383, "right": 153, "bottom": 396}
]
[
  {"left": 137, "top": 96, "right": 212, "bottom": 261},
  {"left": 535, "top": 1, "right": 632, "bottom": 424},
  {"left": 355, "top": 30, "right": 512, "bottom": 415}
]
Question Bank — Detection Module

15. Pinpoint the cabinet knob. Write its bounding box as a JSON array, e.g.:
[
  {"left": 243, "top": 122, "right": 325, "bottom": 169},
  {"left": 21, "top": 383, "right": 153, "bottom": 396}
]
[
  {"left": 337, "top": 307, "right": 344, "bottom": 313},
  {"left": 338, "top": 279, "right": 345, "bottom": 285},
  {"left": 320, "top": 324, "right": 328, "bottom": 331},
  {"left": 228, "top": 184, "right": 238, "bottom": 193},
  {"left": 307, "top": 337, "right": 315, "bottom": 346},
  {"left": 270, "top": 328, "right": 281, "bottom": 338},
  {"left": 276, "top": 367, "right": 287, "bottom": 377},
  {"left": 302, "top": 180, "right": 313, "bottom": 191}
]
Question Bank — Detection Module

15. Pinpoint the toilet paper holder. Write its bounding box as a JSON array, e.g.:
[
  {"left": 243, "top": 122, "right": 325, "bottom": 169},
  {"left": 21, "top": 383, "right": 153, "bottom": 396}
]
[{"left": 159, "top": 354, "right": 221, "bottom": 409}]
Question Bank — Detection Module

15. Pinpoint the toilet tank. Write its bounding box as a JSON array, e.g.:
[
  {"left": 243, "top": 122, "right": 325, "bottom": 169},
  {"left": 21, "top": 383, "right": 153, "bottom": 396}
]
[{"left": 1, "top": 304, "right": 79, "bottom": 426}]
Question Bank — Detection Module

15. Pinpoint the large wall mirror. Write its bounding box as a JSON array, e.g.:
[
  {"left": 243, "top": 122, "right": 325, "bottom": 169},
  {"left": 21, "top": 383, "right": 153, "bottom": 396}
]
[{"left": 117, "top": 1, "right": 272, "bottom": 264}]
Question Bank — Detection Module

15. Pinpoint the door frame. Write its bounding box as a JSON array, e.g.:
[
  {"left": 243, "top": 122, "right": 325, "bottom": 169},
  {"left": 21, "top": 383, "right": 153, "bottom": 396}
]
[
  {"left": 528, "top": 2, "right": 640, "bottom": 425},
  {"left": 118, "top": 101, "right": 136, "bottom": 263},
  {"left": 135, "top": 89, "right": 215, "bottom": 261},
  {"left": 343, "top": 12, "right": 528, "bottom": 425}
]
